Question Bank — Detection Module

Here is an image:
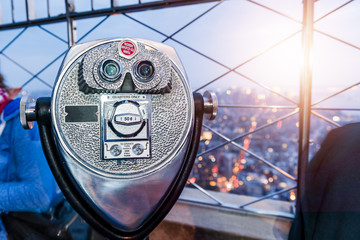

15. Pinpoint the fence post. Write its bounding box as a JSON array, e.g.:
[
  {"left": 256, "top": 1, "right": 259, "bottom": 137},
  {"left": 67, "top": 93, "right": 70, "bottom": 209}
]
[{"left": 297, "top": 0, "right": 314, "bottom": 207}]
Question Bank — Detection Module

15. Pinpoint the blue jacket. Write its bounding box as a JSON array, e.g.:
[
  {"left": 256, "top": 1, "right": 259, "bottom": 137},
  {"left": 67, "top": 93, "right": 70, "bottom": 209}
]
[{"left": 0, "top": 98, "right": 61, "bottom": 212}]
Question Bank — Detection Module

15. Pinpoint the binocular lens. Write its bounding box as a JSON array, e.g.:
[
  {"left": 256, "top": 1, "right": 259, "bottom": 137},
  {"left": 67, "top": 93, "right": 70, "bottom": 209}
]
[
  {"left": 105, "top": 63, "right": 118, "bottom": 77},
  {"left": 100, "top": 59, "right": 122, "bottom": 82},
  {"left": 135, "top": 61, "right": 155, "bottom": 81}
]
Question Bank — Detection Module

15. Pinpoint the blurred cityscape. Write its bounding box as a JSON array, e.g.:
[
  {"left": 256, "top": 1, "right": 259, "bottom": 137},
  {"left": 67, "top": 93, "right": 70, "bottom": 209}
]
[
  {"left": 29, "top": 86, "right": 360, "bottom": 202},
  {"left": 189, "top": 87, "right": 360, "bottom": 202}
]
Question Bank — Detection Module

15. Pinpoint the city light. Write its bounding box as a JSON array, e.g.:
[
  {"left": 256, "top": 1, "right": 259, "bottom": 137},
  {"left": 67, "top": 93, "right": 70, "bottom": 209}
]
[
  {"left": 257, "top": 94, "right": 266, "bottom": 100},
  {"left": 190, "top": 87, "right": 360, "bottom": 201},
  {"left": 290, "top": 192, "right": 296, "bottom": 201},
  {"left": 201, "top": 131, "right": 213, "bottom": 141},
  {"left": 332, "top": 116, "right": 340, "bottom": 122},
  {"left": 209, "top": 181, "right": 217, "bottom": 187}
]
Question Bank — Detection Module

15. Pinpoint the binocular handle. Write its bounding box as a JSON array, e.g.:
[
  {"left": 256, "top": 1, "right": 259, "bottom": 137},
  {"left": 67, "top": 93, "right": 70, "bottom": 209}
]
[{"left": 20, "top": 91, "right": 217, "bottom": 130}]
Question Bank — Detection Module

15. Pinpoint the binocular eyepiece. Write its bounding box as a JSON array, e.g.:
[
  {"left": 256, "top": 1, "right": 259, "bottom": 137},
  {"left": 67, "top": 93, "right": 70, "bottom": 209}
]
[
  {"left": 78, "top": 39, "right": 172, "bottom": 95},
  {"left": 20, "top": 38, "right": 217, "bottom": 240}
]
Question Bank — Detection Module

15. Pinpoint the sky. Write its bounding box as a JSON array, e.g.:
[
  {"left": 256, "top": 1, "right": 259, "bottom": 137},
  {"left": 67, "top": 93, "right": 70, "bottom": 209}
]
[{"left": 0, "top": 0, "right": 359, "bottom": 108}]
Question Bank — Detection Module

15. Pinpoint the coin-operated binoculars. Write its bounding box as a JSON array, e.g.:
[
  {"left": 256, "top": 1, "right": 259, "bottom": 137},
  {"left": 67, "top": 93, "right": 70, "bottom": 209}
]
[{"left": 20, "top": 38, "right": 217, "bottom": 240}]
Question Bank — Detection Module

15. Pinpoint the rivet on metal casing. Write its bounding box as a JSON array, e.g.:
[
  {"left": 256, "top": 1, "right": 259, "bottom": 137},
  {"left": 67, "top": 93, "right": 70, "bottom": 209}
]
[
  {"left": 203, "top": 91, "right": 218, "bottom": 121},
  {"left": 20, "top": 95, "right": 36, "bottom": 129}
]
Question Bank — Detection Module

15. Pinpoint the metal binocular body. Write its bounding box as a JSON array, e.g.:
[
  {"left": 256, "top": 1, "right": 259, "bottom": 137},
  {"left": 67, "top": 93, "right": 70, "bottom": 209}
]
[{"left": 21, "top": 38, "right": 217, "bottom": 239}]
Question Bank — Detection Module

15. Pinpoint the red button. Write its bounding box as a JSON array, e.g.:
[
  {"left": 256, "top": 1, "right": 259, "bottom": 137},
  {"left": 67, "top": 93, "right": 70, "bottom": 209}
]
[{"left": 120, "top": 41, "right": 135, "bottom": 56}]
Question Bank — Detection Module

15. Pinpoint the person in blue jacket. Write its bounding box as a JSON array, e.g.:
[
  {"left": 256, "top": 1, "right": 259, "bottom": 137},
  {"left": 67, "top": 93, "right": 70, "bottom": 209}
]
[{"left": 0, "top": 74, "right": 63, "bottom": 239}]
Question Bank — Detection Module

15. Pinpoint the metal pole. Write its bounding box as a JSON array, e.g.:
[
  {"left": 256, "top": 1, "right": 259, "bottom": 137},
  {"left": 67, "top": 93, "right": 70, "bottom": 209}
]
[
  {"left": 0, "top": 0, "right": 220, "bottom": 31},
  {"left": 11, "top": 0, "right": 15, "bottom": 23},
  {"left": 297, "top": 0, "right": 314, "bottom": 206},
  {"left": 47, "top": 0, "right": 50, "bottom": 17},
  {"left": 25, "top": 0, "right": 29, "bottom": 21},
  {"left": 26, "top": 0, "right": 36, "bottom": 21},
  {"left": 0, "top": 2, "right": 2, "bottom": 25},
  {"left": 65, "top": 0, "right": 77, "bottom": 46}
]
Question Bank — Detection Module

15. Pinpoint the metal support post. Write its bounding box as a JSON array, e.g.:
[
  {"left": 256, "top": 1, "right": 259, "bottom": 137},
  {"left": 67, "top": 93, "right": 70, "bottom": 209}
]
[
  {"left": 25, "top": 0, "right": 36, "bottom": 21},
  {"left": 65, "top": 0, "right": 77, "bottom": 47},
  {"left": 297, "top": 0, "right": 314, "bottom": 205},
  {"left": 0, "top": 2, "right": 2, "bottom": 25}
]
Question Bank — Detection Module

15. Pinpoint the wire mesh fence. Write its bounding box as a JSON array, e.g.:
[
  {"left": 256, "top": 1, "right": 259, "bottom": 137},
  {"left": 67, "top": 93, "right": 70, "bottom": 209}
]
[{"left": 0, "top": 0, "right": 359, "bottom": 218}]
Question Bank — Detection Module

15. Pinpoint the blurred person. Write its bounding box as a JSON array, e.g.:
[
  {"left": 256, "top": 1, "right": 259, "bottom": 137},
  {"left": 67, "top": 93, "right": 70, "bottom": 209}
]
[
  {"left": 0, "top": 73, "right": 71, "bottom": 239},
  {"left": 289, "top": 123, "right": 360, "bottom": 239}
]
